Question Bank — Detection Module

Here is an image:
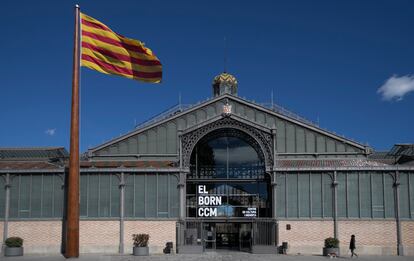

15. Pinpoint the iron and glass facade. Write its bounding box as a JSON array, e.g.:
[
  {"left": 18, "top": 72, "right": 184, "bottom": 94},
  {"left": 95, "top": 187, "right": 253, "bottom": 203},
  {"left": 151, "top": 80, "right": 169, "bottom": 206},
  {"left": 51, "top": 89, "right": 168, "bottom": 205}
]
[{"left": 1, "top": 73, "right": 413, "bottom": 255}]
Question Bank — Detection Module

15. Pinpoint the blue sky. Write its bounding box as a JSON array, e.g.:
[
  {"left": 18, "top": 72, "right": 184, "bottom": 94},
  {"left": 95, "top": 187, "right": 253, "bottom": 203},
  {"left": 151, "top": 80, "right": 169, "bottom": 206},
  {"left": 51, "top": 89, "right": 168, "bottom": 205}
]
[{"left": 0, "top": 0, "right": 413, "bottom": 152}]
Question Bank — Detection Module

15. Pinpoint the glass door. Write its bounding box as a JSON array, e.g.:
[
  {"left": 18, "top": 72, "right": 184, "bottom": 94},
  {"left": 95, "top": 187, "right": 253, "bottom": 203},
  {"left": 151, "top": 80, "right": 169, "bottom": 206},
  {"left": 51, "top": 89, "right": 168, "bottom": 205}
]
[
  {"left": 239, "top": 223, "right": 252, "bottom": 252},
  {"left": 203, "top": 223, "right": 216, "bottom": 251}
]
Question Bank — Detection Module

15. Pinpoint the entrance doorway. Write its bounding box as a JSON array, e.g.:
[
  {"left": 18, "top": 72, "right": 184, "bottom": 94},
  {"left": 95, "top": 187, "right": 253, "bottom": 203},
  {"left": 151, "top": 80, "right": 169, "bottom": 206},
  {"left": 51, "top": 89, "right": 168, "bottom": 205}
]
[{"left": 203, "top": 223, "right": 252, "bottom": 252}]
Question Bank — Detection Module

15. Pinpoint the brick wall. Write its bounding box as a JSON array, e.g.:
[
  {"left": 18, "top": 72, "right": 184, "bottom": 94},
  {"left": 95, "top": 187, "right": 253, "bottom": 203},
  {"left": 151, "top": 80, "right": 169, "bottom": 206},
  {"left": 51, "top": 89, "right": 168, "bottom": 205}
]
[
  {"left": 338, "top": 220, "right": 397, "bottom": 255},
  {"left": 278, "top": 220, "right": 405, "bottom": 256},
  {"left": 8, "top": 221, "right": 62, "bottom": 253},
  {"left": 124, "top": 221, "right": 176, "bottom": 254},
  {"left": 5, "top": 220, "right": 176, "bottom": 254},
  {"left": 3, "top": 219, "right": 411, "bottom": 255},
  {"left": 80, "top": 220, "right": 119, "bottom": 253},
  {"left": 278, "top": 220, "right": 334, "bottom": 255},
  {"left": 402, "top": 221, "right": 414, "bottom": 246},
  {"left": 402, "top": 221, "right": 414, "bottom": 255}
]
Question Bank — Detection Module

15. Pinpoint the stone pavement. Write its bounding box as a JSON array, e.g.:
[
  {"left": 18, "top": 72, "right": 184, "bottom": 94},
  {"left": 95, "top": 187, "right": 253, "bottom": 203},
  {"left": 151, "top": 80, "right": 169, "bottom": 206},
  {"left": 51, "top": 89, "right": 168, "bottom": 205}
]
[{"left": 0, "top": 253, "right": 412, "bottom": 261}]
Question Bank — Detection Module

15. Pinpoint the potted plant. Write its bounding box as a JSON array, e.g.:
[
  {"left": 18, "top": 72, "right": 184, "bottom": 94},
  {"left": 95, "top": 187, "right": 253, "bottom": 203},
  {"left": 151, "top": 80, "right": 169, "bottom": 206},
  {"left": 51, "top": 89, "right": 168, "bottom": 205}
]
[
  {"left": 323, "top": 237, "right": 339, "bottom": 257},
  {"left": 132, "top": 234, "right": 149, "bottom": 256},
  {"left": 4, "top": 237, "right": 24, "bottom": 256}
]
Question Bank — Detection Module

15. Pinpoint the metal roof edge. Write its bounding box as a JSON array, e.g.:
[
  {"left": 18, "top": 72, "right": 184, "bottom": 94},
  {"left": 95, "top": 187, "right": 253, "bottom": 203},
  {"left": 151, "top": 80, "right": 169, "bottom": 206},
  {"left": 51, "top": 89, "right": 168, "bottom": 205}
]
[
  {"left": 228, "top": 95, "right": 368, "bottom": 150},
  {"left": 88, "top": 93, "right": 369, "bottom": 155},
  {"left": 87, "top": 95, "right": 228, "bottom": 154}
]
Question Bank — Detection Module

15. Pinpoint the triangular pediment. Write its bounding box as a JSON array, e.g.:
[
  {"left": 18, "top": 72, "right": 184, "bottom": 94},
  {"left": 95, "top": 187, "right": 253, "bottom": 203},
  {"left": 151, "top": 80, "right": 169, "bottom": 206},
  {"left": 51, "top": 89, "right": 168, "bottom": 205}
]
[{"left": 88, "top": 94, "right": 368, "bottom": 160}]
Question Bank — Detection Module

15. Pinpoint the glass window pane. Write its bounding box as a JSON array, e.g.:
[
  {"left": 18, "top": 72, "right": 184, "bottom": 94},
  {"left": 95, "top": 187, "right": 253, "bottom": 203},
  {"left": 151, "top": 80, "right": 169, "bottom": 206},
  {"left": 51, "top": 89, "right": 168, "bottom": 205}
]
[
  {"left": 19, "top": 175, "right": 31, "bottom": 218},
  {"left": 99, "top": 174, "right": 110, "bottom": 217},
  {"left": 399, "top": 173, "right": 410, "bottom": 218},
  {"left": 53, "top": 175, "right": 63, "bottom": 218},
  {"left": 287, "top": 174, "right": 298, "bottom": 218},
  {"left": 190, "top": 130, "right": 264, "bottom": 179},
  {"left": 124, "top": 174, "right": 135, "bottom": 217},
  {"left": 158, "top": 174, "right": 168, "bottom": 217},
  {"left": 384, "top": 173, "right": 395, "bottom": 218},
  {"left": 110, "top": 174, "right": 120, "bottom": 217},
  {"left": 299, "top": 173, "right": 310, "bottom": 218},
  {"left": 277, "top": 121, "right": 286, "bottom": 153},
  {"left": 146, "top": 174, "right": 157, "bottom": 217},
  {"left": 316, "top": 135, "right": 325, "bottom": 153},
  {"left": 372, "top": 173, "right": 384, "bottom": 218},
  {"left": 323, "top": 174, "right": 332, "bottom": 217},
  {"left": 88, "top": 174, "right": 99, "bottom": 217},
  {"left": 134, "top": 175, "right": 145, "bottom": 217},
  {"left": 337, "top": 173, "right": 347, "bottom": 217},
  {"left": 276, "top": 174, "right": 286, "bottom": 218},
  {"left": 169, "top": 174, "right": 179, "bottom": 218},
  {"left": 286, "top": 123, "right": 295, "bottom": 152},
  {"left": 31, "top": 175, "right": 42, "bottom": 218},
  {"left": 360, "top": 173, "right": 372, "bottom": 218},
  {"left": 348, "top": 173, "right": 359, "bottom": 218},
  {"left": 80, "top": 174, "right": 88, "bottom": 217},
  {"left": 42, "top": 175, "right": 54, "bottom": 217},
  {"left": 10, "top": 175, "right": 19, "bottom": 218},
  {"left": 311, "top": 173, "right": 322, "bottom": 217}
]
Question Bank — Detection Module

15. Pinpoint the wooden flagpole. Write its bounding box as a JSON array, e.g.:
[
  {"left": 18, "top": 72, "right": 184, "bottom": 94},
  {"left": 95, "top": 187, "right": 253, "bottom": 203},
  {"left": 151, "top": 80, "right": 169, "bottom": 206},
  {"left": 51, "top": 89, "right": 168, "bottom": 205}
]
[{"left": 65, "top": 4, "right": 80, "bottom": 258}]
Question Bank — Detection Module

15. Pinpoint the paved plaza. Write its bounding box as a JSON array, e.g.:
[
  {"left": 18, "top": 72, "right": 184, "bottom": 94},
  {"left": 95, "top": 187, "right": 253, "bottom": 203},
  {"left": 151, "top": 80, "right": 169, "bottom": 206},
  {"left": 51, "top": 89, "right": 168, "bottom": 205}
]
[{"left": 0, "top": 253, "right": 413, "bottom": 261}]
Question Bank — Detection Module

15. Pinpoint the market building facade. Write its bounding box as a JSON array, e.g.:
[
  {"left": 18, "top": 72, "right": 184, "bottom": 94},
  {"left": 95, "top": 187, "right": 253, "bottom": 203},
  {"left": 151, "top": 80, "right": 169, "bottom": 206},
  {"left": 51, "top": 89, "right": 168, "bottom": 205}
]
[{"left": 0, "top": 73, "right": 413, "bottom": 255}]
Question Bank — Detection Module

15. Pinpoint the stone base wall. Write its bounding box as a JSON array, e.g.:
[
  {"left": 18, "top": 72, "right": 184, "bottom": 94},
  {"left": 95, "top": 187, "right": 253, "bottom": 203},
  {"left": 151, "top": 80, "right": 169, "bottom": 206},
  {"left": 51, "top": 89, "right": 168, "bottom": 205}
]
[
  {"left": 124, "top": 221, "right": 176, "bottom": 254},
  {"left": 278, "top": 220, "right": 334, "bottom": 255},
  {"left": 6, "top": 220, "right": 176, "bottom": 254},
  {"left": 338, "top": 220, "right": 397, "bottom": 256},
  {"left": 8, "top": 221, "right": 62, "bottom": 254},
  {"left": 80, "top": 220, "right": 119, "bottom": 253},
  {"left": 3, "top": 219, "right": 413, "bottom": 255},
  {"left": 402, "top": 221, "right": 414, "bottom": 256},
  {"left": 278, "top": 220, "right": 414, "bottom": 256}
]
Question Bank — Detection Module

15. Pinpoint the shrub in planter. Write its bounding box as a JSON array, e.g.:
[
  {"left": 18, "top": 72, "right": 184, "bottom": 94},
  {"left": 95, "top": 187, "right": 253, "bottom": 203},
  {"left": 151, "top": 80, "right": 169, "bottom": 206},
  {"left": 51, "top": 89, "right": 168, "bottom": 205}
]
[
  {"left": 132, "top": 234, "right": 150, "bottom": 256},
  {"left": 5, "top": 237, "right": 24, "bottom": 256},
  {"left": 323, "top": 237, "right": 339, "bottom": 257}
]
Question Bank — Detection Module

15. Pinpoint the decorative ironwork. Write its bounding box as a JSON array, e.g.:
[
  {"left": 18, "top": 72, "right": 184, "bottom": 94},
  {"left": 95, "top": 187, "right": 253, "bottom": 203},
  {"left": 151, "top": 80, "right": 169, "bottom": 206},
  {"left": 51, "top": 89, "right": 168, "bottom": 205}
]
[
  {"left": 212, "top": 72, "right": 238, "bottom": 97},
  {"left": 181, "top": 117, "right": 274, "bottom": 170},
  {"left": 189, "top": 165, "right": 265, "bottom": 179}
]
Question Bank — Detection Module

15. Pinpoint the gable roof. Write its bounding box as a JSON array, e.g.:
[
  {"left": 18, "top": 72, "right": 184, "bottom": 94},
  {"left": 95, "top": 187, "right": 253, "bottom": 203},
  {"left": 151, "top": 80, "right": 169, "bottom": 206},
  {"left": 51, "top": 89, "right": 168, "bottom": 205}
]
[
  {"left": 0, "top": 147, "right": 68, "bottom": 161},
  {"left": 88, "top": 94, "right": 368, "bottom": 154}
]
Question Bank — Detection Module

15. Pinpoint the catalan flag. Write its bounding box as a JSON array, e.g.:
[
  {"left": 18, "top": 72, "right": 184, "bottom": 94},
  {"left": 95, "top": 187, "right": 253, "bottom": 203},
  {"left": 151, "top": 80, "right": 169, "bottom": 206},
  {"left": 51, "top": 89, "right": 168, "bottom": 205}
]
[{"left": 80, "top": 13, "right": 162, "bottom": 83}]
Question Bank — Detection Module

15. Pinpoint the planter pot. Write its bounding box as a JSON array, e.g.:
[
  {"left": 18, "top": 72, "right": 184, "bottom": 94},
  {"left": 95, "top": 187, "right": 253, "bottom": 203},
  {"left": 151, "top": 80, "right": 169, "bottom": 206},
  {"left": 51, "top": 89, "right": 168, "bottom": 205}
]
[
  {"left": 323, "top": 247, "right": 339, "bottom": 256},
  {"left": 4, "top": 246, "right": 24, "bottom": 256},
  {"left": 133, "top": 246, "right": 149, "bottom": 256}
]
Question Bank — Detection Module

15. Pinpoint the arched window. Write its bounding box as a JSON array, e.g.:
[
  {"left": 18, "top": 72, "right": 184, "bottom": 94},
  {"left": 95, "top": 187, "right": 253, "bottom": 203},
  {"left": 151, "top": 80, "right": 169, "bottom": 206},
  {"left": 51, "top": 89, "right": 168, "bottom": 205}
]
[
  {"left": 189, "top": 128, "right": 265, "bottom": 179},
  {"left": 187, "top": 129, "right": 270, "bottom": 218}
]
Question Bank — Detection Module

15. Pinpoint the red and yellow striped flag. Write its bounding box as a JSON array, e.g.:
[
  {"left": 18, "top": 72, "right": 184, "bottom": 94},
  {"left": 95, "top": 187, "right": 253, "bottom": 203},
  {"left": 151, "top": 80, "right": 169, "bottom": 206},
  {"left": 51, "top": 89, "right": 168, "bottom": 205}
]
[{"left": 80, "top": 13, "right": 162, "bottom": 83}]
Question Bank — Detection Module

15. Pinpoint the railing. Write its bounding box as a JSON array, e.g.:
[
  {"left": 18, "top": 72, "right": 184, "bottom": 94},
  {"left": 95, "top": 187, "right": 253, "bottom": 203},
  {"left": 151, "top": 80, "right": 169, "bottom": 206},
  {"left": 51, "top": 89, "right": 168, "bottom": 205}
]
[
  {"left": 188, "top": 164, "right": 265, "bottom": 179},
  {"left": 134, "top": 99, "right": 319, "bottom": 130},
  {"left": 178, "top": 219, "right": 276, "bottom": 249},
  {"left": 132, "top": 97, "right": 362, "bottom": 146},
  {"left": 134, "top": 103, "right": 195, "bottom": 129},
  {"left": 260, "top": 102, "right": 319, "bottom": 127},
  {"left": 253, "top": 220, "right": 276, "bottom": 246}
]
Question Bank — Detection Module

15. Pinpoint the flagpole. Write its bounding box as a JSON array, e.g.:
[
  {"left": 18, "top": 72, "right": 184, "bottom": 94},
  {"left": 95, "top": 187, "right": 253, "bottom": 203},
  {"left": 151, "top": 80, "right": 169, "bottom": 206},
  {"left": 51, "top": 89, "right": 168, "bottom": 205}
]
[{"left": 65, "top": 4, "right": 80, "bottom": 258}]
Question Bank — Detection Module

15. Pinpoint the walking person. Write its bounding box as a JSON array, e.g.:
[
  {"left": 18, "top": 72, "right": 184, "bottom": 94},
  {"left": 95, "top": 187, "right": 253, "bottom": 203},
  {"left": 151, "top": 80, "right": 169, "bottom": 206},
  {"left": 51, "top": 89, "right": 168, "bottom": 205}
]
[{"left": 349, "top": 235, "right": 358, "bottom": 258}]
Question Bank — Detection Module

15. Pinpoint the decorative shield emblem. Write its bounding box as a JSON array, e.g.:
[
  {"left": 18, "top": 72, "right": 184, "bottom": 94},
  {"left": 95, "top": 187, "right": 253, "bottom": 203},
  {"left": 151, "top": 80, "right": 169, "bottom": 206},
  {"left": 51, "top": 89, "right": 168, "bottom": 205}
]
[{"left": 223, "top": 104, "right": 232, "bottom": 115}]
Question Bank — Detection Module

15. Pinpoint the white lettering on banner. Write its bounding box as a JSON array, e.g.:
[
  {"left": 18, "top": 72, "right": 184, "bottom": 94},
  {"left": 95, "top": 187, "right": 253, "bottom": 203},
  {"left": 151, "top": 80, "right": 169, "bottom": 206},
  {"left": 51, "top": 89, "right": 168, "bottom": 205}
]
[
  {"left": 242, "top": 207, "right": 257, "bottom": 217},
  {"left": 197, "top": 185, "right": 222, "bottom": 217},
  {"left": 198, "top": 196, "right": 222, "bottom": 206},
  {"left": 198, "top": 207, "right": 218, "bottom": 217},
  {"left": 198, "top": 185, "right": 207, "bottom": 194}
]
